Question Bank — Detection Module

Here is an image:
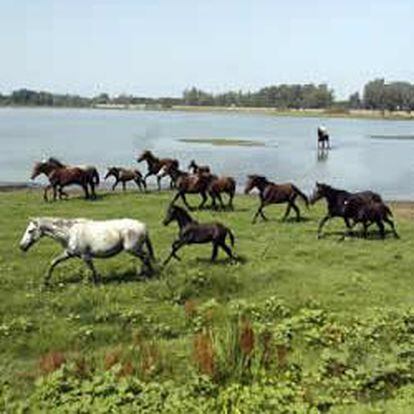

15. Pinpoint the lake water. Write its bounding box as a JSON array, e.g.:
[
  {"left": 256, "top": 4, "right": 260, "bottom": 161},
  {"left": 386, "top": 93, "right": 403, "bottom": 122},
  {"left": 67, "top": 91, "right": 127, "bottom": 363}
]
[{"left": 1, "top": 107, "right": 414, "bottom": 200}]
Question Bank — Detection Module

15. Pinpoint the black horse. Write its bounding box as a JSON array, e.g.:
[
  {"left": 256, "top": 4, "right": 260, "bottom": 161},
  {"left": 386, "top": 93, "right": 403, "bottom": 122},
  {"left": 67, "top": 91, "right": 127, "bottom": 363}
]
[
  {"left": 317, "top": 126, "right": 330, "bottom": 149},
  {"left": 310, "top": 182, "right": 383, "bottom": 238},
  {"left": 162, "top": 205, "right": 236, "bottom": 265},
  {"left": 343, "top": 196, "right": 399, "bottom": 239}
]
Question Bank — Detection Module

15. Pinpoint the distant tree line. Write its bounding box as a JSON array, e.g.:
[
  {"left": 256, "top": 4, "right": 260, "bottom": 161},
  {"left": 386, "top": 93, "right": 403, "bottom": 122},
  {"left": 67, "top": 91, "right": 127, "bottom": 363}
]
[
  {"left": 1, "top": 79, "right": 414, "bottom": 111},
  {"left": 182, "top": 84, "right": 334, "bottom": 108}
]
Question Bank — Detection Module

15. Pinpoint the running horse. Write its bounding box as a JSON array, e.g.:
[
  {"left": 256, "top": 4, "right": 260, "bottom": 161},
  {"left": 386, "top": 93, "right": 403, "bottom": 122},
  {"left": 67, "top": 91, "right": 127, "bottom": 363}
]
[
  {"left": 105, "top": 167, "right": 146, "bottom": 192},
  {"left": 309, "top": 182, "right": 383, "bottom": 238},
  {"left": 31, "top": 159, "right": 94, "bottom": 201},
  {"left": 188, "top": 160, "right": 211, "bottom": 175},
  {"left": 245, "top": 175, "right": 309, "bottom": 223},
  {"left": 317, "top": 126, "right": 330, "bottom": 150},
  {"left": 46, "top": 157, "right": 100, "bottom": 198},
  {"left": 137, "top": 150, "right": 179, "bottom": 190}
]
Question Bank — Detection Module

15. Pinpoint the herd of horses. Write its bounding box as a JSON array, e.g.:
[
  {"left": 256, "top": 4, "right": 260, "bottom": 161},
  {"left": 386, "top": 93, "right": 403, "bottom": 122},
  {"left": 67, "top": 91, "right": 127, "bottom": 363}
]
[{"left": 24, "top": 132, "right": 399, "bottom": 285}]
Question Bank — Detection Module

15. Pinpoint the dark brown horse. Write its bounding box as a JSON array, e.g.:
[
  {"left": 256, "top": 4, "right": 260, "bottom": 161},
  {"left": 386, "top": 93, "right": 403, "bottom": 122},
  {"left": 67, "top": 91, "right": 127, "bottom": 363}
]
[
  {"left": 309, "top": 182, "right": 383, "bottom": 238},
  {"left": 343, "top": 196, "right": 399, "bottom": 239},
  {"left": 188, "top": 160, "right": 211, "bottom": 175},
  {"left": 208, "top": 176, "right": 236, "bottom": 210},
  {"left": 170, "top": 172, "right": 212, "bottom": 210},
  {"left": 162, "top": 204, "right": 236, "bottom": 265},
  {"left": 104, "top": 167, "right": 146, "bottom": 191},
  {"left": 137, "top": 150, "right": 179, "bottom": 190},
  {"left": 245, "top": 175, "right": 309, "bottom": 223},
  {"left": 31, "top": 161, "right": 91, "bottom": 201},
  {"left": 47, "top": 157, "right": 100, "bottom": 198}
]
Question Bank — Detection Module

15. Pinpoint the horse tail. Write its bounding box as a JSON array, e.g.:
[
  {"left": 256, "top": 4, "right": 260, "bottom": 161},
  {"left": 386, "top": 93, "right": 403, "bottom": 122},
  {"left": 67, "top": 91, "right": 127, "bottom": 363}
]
[
  {"left": 227, "top": 228, "right": 235, "bottom": 247},
  {"left": 145, "top": 233, "right": 155, "bottom": 259},
  {"left": 92, "top": 168, "right": 100, "bottom": 186},
  {"left": 292, "top": 185, "right": 309, "bottom": 207},
  {"left": 385, "top": 204, "right": 393, "bottom": 218}
]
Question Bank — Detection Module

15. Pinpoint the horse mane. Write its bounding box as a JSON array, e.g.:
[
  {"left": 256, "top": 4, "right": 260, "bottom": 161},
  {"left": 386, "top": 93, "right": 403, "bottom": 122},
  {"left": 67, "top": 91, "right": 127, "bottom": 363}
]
[
  {"left": 169, "top": 204, "right": 196, "bottom": 223},
  {"left": 47, "top": 157, "right": 66, "bottom": 167}
]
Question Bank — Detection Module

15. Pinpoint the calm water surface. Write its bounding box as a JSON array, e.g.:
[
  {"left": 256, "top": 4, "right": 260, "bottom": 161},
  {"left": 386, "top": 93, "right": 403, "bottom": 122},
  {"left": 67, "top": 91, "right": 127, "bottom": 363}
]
[{"left": 1, "top": 107, "right": 414, "bottom": 199}]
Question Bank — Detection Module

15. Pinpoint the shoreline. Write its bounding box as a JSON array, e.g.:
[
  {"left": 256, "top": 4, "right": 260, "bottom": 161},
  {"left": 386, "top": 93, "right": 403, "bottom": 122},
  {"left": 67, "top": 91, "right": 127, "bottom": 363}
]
[{"left": 2, "top": 104, "right": 414, "bottom": 121}]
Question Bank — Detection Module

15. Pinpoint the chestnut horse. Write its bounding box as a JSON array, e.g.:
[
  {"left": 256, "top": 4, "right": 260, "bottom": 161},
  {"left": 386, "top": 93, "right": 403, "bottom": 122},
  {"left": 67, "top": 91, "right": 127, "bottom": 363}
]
[
  {"left": 208, "top": 175, "right": 236, "bottom": 210},
  {"left": 47, "top": 157, "right": 100, "bottom": 198},
  {"left": 137, "top": 150, "right": 179, "bottom": 190},
  {"left": 171, "top": 173, "right": 212, "bottom": 210},
  {"left": 245, "top": 175, "right": 309, "bottom": 223},
  {"left": 105, "top": 167, "right": 146, "bottom": 192},
  {"left": 31, "top": 161, "right": 91, "bottom": 201},
  {"left": 188, "top": 160, "right": 211, "bottom": 174}
]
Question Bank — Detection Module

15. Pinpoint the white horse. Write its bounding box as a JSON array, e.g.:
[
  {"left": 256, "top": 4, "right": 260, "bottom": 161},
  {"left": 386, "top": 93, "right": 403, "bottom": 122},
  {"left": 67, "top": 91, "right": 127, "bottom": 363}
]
[{"left": 19, "top": 217, "right": 155, "bottom": 286}]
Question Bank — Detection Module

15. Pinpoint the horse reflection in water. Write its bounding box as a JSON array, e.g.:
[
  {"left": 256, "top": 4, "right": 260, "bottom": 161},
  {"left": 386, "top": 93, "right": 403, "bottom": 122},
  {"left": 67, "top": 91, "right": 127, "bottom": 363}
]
[{"left": 317, "top": 147, "right": 329, "bottom": 162}]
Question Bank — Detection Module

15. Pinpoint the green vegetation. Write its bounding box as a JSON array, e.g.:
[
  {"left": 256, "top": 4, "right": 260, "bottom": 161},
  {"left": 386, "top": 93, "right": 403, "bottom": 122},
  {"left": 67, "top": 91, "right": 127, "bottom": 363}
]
[
  {"left": 178, "top": 138, "right": 266, "bottom": 147},
  {"left": 1, "top": 190, "right": 414, "bottom": 412}
]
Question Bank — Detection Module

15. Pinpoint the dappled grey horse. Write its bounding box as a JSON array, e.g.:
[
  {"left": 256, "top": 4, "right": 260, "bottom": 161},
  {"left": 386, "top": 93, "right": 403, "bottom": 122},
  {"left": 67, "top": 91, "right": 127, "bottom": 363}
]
[{"left": 19, "top": 217, "right": 155, "bottom": 286}]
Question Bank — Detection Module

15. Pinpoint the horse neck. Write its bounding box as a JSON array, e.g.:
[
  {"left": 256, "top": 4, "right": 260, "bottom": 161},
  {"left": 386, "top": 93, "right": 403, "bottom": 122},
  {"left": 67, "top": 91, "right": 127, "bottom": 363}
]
[
  {"left": 324, "top": 188, "right": 349, "bottom": 207},
  {"left": 40, "top": 163, "right": 58, "bottom": 177},
  {"left": 39, "top": 219, "right": 72, "bottom": 246},
  {"left": 146, "top": 154, "right": 159, "bottom": 168},
  {"left": 175, "top": 210, "right": 195, "bottom": 229},
  {"left": 256, "top": 180, "right": 270, "bottom": 195}
]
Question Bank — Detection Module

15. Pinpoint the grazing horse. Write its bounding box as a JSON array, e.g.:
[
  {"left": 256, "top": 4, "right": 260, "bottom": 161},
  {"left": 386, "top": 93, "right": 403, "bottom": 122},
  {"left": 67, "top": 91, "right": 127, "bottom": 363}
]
[
  {"left": 171, "top": 172, "right": 212, "bottom": 210},
  {"left": 162, "top": 205, "right": 236, "bottom": 265},
  {"left": 105, "top": 167, "right": 146, "bottom": 192},
  {"left": 188, "top": 160, "right": 211, "bottom": 175},
  {"left": 137, "top": 150, "right": 179, "bottom": 190},
  {"left": 244, "top": 175, "right": 309, "bottom": 223},
  {"left": 317, "top": 126, "right": 330, "bottom": 149},
  {"left": 31, "top": 161, "right": 91, "bottom": 201},
  {"left": 19, "top": 217, "right": 155, "bottom": 286},
  {"left": 47, "top": 157, "right": 100, "bottom": 198},
  {"left": 309, "top": 182, "right": 383, "bottom": 238},
  {"left": 343, "top": 197, "right": 399, "bottom": 239},
  {"left": 208, "top": 175, "right": 236, "bottom": 210}
]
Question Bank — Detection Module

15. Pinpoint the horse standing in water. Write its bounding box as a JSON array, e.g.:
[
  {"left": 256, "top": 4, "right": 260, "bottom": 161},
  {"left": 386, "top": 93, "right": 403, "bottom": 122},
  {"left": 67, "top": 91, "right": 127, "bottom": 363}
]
[
  {"left": 19, "top": 217, "right": 155, "bottom": 286},
  {"left": 137, "top": 150, "right": 179, "bottom": 190},
  {"left": 162, "top": 204, "right": 236, "bottom": 265},
  {"left": 309, "top": 182, "right": 383, "bottom": 238},
  {"left": 317, "top": 126, "right": 330, "bottom": 150},
  {"left": 105, "top": 167, "right": 146, "bottom": 192},
  {"left": 245, "top": 175, "right": 309, "bottom": 223},
  {"left": 31, "top": 160, "right": 91, "bottom": 201}
]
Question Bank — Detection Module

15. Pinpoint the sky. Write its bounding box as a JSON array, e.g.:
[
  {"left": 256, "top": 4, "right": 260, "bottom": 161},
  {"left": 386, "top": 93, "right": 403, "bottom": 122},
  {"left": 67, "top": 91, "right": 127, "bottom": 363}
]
[{"left": 0, "top": 0, "right": 413, "bottom": 100}]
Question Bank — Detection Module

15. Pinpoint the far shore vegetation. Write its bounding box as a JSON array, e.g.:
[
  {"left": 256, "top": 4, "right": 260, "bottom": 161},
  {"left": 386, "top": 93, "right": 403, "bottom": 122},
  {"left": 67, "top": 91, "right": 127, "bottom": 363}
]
[{"left": 2, "top": 78, "right": 414, "bottom": 120}]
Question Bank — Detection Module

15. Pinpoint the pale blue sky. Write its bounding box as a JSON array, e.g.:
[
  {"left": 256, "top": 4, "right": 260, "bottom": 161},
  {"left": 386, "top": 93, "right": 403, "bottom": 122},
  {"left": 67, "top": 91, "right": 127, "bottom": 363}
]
[{"left": 0, "top": 0, "right": 413, "bottom": 99}]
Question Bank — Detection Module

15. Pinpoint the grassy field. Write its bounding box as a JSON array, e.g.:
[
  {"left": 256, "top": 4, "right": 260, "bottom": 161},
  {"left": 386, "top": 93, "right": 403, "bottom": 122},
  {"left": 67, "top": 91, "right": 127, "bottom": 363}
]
[{"left": 1, "top": 188, "right": 414, "bottom": 412}]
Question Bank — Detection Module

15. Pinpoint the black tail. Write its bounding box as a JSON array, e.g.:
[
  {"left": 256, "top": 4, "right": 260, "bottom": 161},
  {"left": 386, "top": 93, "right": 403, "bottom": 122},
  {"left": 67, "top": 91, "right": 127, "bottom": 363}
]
[
  {"left": 227, "top": 228, "right": 235, "bottom": 247},
  {"left": 293, "top": 185, "right": 309, "bottom": 208},
  {"left": 92, "top": 168, "right": 100, "bottom": 186},
  {"left": 145, "top": 233, "right": 155, "bottom": 259}
]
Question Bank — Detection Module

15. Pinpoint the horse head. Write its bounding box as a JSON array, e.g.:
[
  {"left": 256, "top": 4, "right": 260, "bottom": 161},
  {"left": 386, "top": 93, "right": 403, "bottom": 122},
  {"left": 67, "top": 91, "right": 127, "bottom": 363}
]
[
  {"left": 19, "top": 219, "right": 43, "bottom": 251},
  {"left": 309, "top": 182, "right": 330, "bottom": 204},
  {"left": 137, "top": 150, "right": 154, "bottom": 163},
  {"left": 104, "top": 167, "right": 118, "bottom": 180},
  {"left": 244, "top": 174, "right": 267, "bottom": 194}
]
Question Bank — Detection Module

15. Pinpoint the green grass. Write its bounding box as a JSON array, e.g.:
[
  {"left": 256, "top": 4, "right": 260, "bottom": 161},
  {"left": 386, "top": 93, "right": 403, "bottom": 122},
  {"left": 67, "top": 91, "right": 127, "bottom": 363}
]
[{"left": 1, "top": 189, "right": 414, "bottom": 412}]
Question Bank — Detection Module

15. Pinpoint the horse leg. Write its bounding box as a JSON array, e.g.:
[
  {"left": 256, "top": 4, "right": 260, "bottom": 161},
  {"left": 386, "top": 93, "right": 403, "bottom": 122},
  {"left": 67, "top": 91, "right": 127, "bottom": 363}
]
[
  {"left": 163, "top": 240, "right": 185, "bottom": 265},
  {"left": 112, "top": 180, "right": 118, "bottom": 191},
  {"left": 52, "top": 185, "right": 58, "bottom": 201},
  {"left": 317, "top": 215, "right": 331, "bottom": 238},
  {"left": 253, "top": 202, "right": 267, "bottom": 224},
  {"left": 129, "top": 249, "right": 153, "bottom": 277},
  {"left": 45, "top": 251, "right": 72, "bottom": 286},
  {"left": 210, "top": 193, "right": 217, "bottom": 210},
  {"left": 122, "top": 181, "right": 126, "bottom": 192},
  {"left": 376, "top": 220, "right": 386, "bottom": 239},
  {"left": 157, "top": 175, "right": 162, "bottom": 191},
  {"left": 211, "top": 243, "right": 219, "bottom": 261},
  {"left": 43, "top": 185, "right": 51, "bottom": 202},
  {"left": 384, "top": 217, "right": 400, "bottom": 239},
  {"left": 82, "top": 184, "right": 90, "bottom": 200},
  {"left": 291, "top": 201, "right": 301, "bottom": 222},
  {"left": 217, "top": 193, "right": 225, "bottom": 210},
  {"left": 282, "top": 203, "right": 292, "bottom": 221},
  {"left": 199, "top": 192, "right": 208, "bottom": 209},
  {"left": 90, "top": 182, "right": 96, "bottom": 199},
  {"left": 219, "top": 241, "right": 236, "bottom": 260},
  {"left": 228, "top": 191, "right": 235, "bottom": 210},
  {"left": 180, "top": 193, "right": 193, "bottom": 210},
  {"left": 134, "top": 178, "right": 142, "bottom": 192},
  {"left": 82, "top": 256, "right": 101, "bottom": 284}
]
